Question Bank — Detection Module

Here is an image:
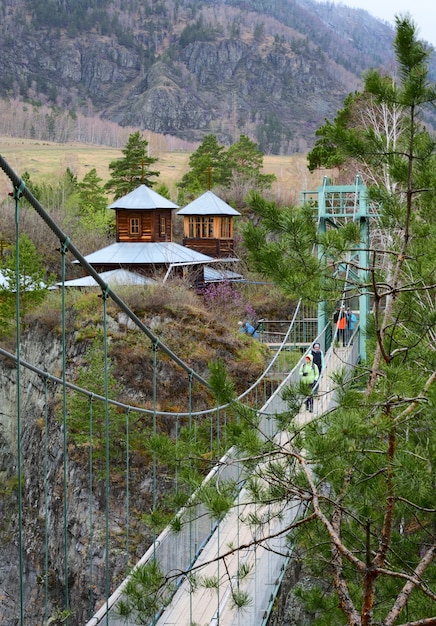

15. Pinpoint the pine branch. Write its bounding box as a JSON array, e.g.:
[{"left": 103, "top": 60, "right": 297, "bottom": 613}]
[{"left": 383, "top": 544, "right": 436, "bottom": 625}]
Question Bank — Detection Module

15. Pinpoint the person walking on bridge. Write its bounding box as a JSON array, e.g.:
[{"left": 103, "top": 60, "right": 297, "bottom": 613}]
[
  {"left": 333, "top": 305, "right": 347, "bottom": 347},
  {"left": 299, "top": 353, "right": 319, "bottom": 413},
  {"left": 311, "top": 342, "right": 324, "bottom": 394},
  {"left": 346, "top": 307, "right": 357, "bottom": 344}
]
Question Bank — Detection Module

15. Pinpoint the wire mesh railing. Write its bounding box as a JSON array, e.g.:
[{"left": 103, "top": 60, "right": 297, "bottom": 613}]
[
  {"left": 0, "top": 153, "right": 362, "bottom": 626},
  {"left": 0, "top": 155, "right": 325, "bottom": 626}
]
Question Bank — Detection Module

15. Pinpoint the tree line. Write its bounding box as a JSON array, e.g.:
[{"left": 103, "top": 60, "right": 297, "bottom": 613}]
[{"left": 0, "top": 99, "right": 197, "bottom": 150}]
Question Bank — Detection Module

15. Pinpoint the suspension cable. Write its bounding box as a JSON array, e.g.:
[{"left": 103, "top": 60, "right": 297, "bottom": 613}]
[
  {"left": 101, "top": 284, "right": 111, "bottom": 626},
  {"left": 0, "top": 155, "right": 210, "bottom": 389},
  {"left": 60, "top": 237, "right": 70, "bottom": 622},
  {"left": 89, "top": 395, "right": 95, "bottom": 620},
  {"left": 12, "top": 180, "right": 25, "bottom": 626}
]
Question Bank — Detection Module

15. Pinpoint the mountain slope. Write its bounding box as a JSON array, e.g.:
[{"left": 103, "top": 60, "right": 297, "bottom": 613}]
[{"left": 0, "top": 0, "right": 423, "bottom": 153}]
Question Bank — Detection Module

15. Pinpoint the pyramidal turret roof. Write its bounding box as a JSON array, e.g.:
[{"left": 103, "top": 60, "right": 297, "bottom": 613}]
[
  {"left": 108, "top": 184, "right": 179, "bottom": 210},
  {"left": 177, "top": 190, "right": 241, "bottom": 216}
]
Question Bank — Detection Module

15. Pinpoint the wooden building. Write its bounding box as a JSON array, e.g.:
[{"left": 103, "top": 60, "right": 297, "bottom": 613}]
[
  {"left": 109, "top": 184, "right": 177, "bottom": 243},
  {"left": 78, "top": 185, "right": 220, "bottom": 283},
  {"left": 177, "top": 191, "right": 241, "bottom": 258},
  {"left": 78, "top": 186, "right": 242, "bottom": 285}
]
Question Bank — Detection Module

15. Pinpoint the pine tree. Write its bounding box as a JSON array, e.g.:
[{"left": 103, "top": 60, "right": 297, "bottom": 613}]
[
  {"left": 78, "top": 168, "right": 113, "bottom": 233},
  {"left": 226, "top": 134, "right": 276, "bottom": 206},
  {"left": 176, "top": 134, "right": 231, "bottom": 202},
  {"left": 105, "top": 131, "right": 160, "bottom": 199},
  {"left": 236, "top": 17, "right": 436, "bottom": 625}
]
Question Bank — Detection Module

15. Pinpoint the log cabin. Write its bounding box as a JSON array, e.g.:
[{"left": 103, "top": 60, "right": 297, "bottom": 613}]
[
  {"left": 78, "top": 185, "right": 242, "bottom": 285},
  {"left": 177, "top": 191, "right": 241, "bottom": 258}
]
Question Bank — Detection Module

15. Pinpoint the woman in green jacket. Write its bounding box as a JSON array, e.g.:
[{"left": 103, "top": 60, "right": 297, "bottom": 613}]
[{"left": 299, "top": 353, "right": 319, "bottom": 412}]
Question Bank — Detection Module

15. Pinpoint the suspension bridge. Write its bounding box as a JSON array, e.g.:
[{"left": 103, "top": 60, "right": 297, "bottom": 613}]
[{"left": 0, "top": 155, "right": 368, "bottom": 626}]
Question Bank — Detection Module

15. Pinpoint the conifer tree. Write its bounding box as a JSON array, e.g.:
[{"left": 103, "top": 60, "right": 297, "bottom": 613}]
[
  {"left": 176, "top": 134, "right": 231, "bottom": 202},
  {"left": 105, "top": 131, "right": 160, "bottom": 199},
  {"left": 226, "top": 134, "right": 276, "bottom": 206},
  {"left": 78, "top": 168, "right": 113, "bottom": 233},
  {"left": 235, "top": 17, "right": 436, "bottom": 626},
  {"left": 176, "top": 133, "right": 275, "bottom": 206}
]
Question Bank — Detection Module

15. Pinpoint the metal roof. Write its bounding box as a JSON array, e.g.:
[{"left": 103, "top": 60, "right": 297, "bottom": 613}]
[
  {"left": 55, "top": 269, "right": 156, "bottom": 288},
  {"left": 108, "top": 185, "right": 179, "bottom": 211},
  {"left": 204, "top": 266, "right": 243, "bottom": 282},
  {"left": 76, "top": 242, "right": 215, "bottom": 266},
  {"left": 177, "top": 191, "right": 241, "bottom": 216},
  {"left": 0, "top": 270, "right": 46, "bottom": 290}
]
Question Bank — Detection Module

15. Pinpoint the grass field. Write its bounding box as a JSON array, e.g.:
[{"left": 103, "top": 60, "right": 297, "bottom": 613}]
[{"left": 0, "top": 136, "right": 327, "bottom": 203}]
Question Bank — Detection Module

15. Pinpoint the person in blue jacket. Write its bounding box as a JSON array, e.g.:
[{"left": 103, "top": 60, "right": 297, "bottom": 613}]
[
  {"left": 238, "top": 320, "right": 259, "bottom": 338},
  {"left": 346, "top": 308, "right": 357, "bottom": 343}
]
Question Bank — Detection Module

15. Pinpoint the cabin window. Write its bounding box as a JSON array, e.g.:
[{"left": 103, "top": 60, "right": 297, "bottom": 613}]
[
  {"left": 129, "top": 217, "right": 140, "bottom": 235},
  {"left": 160, "top": 216, "right": 166, "bottom": 236},
  {"left": 220, "top": 217, "right": 232, "bottom": 238},
  {"left": 188, "top": 216, "right": 214, "bottom": 238}
]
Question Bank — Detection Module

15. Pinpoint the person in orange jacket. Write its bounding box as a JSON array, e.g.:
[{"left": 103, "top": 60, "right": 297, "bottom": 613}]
[{"left": 333, "top": 305, "right": 347, "bottom": 346}]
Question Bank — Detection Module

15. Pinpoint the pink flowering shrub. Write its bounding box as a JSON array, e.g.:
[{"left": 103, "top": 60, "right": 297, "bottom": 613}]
[{"left": 202, "top": 282, "right": 257, "bottom": 323}]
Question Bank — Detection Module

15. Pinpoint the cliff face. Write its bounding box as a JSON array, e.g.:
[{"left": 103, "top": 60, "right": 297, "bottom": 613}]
[
  {"left": 0, "top": 284, "right": 271, "bottom": 624},
  {"left": 0, "top": 330, "right": 131, "bottom": 625},
  {"left": 0, "top": 0, "right": 404, "bottom": 153}
]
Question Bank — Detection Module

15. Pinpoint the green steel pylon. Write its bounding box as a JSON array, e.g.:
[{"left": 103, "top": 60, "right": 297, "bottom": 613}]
[{"left": 302, "top": 175, "right": 372, "bottom": 361}]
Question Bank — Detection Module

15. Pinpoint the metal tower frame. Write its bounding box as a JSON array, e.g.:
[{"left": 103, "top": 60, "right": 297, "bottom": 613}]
[{"left": 302, "top": 175, "right": 370, "bottom": 361}]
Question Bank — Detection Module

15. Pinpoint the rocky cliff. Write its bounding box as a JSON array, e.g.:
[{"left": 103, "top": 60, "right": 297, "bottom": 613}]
[
  {"left": 0, "top": 284, "right": 273, "bottom": 624},
  {"left": 0, "top": 0, "right": 408, "bottom": 153}
]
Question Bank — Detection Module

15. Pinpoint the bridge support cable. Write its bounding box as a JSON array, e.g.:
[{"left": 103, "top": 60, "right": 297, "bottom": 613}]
[
  {"left": 0, "top": 155, "right": 209, "bottom": 389},
  {"left": 12, "top": 180, "right": 25, "bottom": 626},
  {"left": 60, "top": 237, "right": 71, "bottom": 623}
]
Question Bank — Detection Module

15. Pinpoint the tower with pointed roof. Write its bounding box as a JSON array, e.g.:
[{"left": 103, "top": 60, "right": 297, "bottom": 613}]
[
  {"left": 109, "top": 184, "right": 178, "bottom": 243},
  {"left": 177, "top": 191, "right": 241, "bottom": 258}
]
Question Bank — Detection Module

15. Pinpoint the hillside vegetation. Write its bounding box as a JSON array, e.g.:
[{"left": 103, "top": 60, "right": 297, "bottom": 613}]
[
  {"left": 0, "top": 0, "right": 410, "bottom": 153},
  {"left": 0, "top": 135, "right": 326, "bottom": 204}
]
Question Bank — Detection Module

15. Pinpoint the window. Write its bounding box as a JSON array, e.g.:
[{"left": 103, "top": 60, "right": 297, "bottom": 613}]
[
  {"left": 160, "top": 216, "right": 166, "bottom": 236},
  {"left": 188, "top": 216, "right": 214, "bottom": 238},
  {"left": 220, "top": 217, "right": 232, "bottom": 238},
  {"left": 129, "top": 217, "right": 140, "bottom": 235}
]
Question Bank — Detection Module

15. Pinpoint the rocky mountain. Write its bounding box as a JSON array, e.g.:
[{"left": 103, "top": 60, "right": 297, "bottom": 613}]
[{"left": 1, "top": 0, "right": 426, "bottom": 154}]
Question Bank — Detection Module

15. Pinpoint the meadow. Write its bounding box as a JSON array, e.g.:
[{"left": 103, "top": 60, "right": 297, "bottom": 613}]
[{"left": 0, "top": 136, "right": 328, "bottom": 204}]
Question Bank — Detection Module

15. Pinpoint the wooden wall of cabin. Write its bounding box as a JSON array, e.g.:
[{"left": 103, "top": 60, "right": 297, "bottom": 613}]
[
  {"left": 115, "top": 209, "right": 173, "bottom": 242},
  {"left": 182, "top": 237, "right": 235, "bottom": 257}
]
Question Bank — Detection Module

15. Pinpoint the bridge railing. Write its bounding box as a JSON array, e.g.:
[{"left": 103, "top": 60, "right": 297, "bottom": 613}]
[
  {"left": 257, "top": 316, "right": 318, "bottom": 347},
  {"left": 85, "top": 320, "right": 339, "bottom": 626},
  {"left": 84, "top": 307, "right": 318, "bottom": 625}
]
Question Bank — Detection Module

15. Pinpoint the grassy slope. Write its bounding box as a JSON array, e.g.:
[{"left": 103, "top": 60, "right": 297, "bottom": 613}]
[{"left": 0, "top": 136, "right": 329, "bottom": 204}]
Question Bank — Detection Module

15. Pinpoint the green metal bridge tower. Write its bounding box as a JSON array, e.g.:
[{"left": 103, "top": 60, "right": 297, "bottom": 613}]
[{"left": 302, "top": 175, "right": 372, "bottom": 361}]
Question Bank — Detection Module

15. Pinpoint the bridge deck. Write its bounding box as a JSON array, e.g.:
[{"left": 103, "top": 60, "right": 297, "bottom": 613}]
[{"left": 153, "top": 344, "right": 357, "bottom": 626}]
